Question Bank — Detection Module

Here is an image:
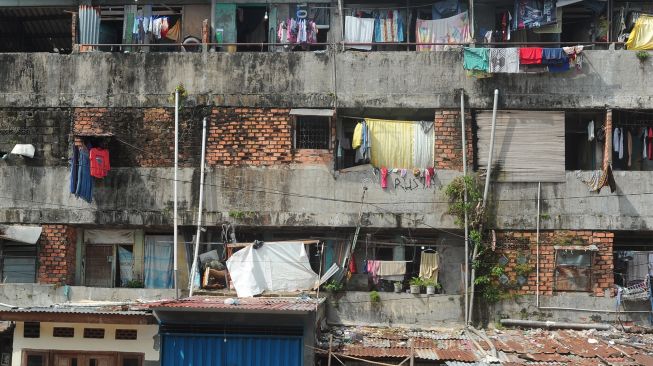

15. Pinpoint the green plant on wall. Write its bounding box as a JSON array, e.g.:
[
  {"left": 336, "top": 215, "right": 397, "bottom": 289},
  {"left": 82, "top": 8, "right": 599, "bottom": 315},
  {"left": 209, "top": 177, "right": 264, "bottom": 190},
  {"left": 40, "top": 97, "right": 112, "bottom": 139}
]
[
  {"left": 168, "top": 83, "right": 189, "bottom": 109},
  {"left": 444, "top": 174, "right": 515, "bottom": 306},
  {"left": 637, "top": 50, "right": 650, "bottom": 62},
  {"left": 369, "top": 290, "right": 381, "bottom": 303}
]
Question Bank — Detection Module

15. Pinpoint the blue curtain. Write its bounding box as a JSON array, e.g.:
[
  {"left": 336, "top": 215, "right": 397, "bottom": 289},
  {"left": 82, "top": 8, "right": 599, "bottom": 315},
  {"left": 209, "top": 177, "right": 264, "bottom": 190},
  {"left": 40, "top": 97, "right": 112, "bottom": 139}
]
[{"left": 144, "top": 236, "right": 174, "bottom": 289}]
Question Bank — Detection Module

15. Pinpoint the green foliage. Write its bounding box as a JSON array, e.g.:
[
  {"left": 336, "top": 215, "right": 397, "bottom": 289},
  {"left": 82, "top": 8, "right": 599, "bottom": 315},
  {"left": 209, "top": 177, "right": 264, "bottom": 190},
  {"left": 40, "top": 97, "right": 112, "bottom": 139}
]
[
  {"left": 168, "top": 83, "right": 189, "bottom": 109},
  {"left": 323, "top": 280, "right": 343, "bottom": 292},
  {"left": 490, "top": 265, "right": 505, "bottom": 277},
  {"left": 409, "top": 277, "right": 423, "bottom": 286},
  {"left": 514, "top": 263, "right": 533, "bottom": 277},
  {"left": 369, "top": 291, "right": 381, "bottom": 303},
  {"left": 228, "top": 210, "right": 255, "bottom": 219},
  {"left": 637, "top": 50, "right": 650, "bottom": 61},
  {"left": 126, "top": 280, "right": 144, "bottom": 288},
  {"left": 443, "top": 175, "right": 485, "bottom": 228}
]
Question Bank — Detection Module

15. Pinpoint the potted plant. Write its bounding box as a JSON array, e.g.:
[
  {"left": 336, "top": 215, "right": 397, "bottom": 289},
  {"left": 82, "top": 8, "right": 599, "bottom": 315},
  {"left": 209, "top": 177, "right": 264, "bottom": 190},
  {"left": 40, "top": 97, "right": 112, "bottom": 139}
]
[
  {"left": 393, "top": 281, "right": 403, "bottom": 293},
  {"left": 409, "top": 277, "right": 422, "bottom": 294},
  {"left": 423, "top": 278, "right": 439, "bottom": 295},
  {"left": 323, "top": 280, "right": 343, "bottom": 294}
]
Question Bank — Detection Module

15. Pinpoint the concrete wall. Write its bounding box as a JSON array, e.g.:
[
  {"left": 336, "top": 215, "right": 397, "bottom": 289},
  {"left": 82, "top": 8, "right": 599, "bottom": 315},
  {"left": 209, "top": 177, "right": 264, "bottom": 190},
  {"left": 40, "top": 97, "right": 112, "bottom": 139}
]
[
  {"left": 2, "top": 165, "right": 653, "bottom": 230},
  {"left": 0, "top": 50, "right": 649, "bottom": 109},
  {"left": 489, "top": 294, "right": 651, "bottom": 326},
  {"left": 11, "top": 321, "right": 159, "bottom": 366},
  {"left": 0, "top": 284, "right": 176, "bottom": 307},
  {"left": 326, "top": 292, "right": 464, "bottom": 326}
]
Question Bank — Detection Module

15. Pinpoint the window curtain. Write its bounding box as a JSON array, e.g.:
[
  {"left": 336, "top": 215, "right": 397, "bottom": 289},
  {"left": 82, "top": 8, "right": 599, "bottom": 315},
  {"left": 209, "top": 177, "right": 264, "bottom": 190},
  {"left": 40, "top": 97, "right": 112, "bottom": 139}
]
[
  {"left": 118, "top": 247, "right": 134, "bottom": 287},
  {"left": 365, "top": 119, "right": 434, "bottom": 169},
  {"left": 144, "top": 236, "right": 174, "bottom": 289}
]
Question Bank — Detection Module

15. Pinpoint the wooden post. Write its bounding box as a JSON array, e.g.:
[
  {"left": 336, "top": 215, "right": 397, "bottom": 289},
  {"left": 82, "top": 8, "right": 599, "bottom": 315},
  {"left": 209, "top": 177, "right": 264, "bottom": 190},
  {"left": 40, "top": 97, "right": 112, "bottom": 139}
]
[{"left": 328, "top": 334, "right": 333, "bottom": 366}]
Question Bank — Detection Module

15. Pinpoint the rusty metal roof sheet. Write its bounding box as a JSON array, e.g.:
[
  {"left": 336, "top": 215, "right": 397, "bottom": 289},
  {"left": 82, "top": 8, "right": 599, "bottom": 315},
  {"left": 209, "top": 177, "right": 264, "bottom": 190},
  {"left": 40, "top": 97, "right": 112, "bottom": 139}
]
[
  {"left": 150, "top": 296, "right": 324, "bottom": 313},
  {"left": 342, "top": 346, "right": 410, "bottom": 358}
]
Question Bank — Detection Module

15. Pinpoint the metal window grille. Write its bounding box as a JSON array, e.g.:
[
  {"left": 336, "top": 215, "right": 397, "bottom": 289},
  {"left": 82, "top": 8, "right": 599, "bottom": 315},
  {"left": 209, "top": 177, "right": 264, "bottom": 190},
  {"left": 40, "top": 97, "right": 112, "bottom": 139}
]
[
  {"left": 83, "top": 328, "right": 105, "bottom": 339},
  {"left": 554, "top": 250, "right": 593, "bottom": 292},
  {"left": 53, "top": 327, "right": 75, "bottom": 338},
  {"left": 295, "top": 116, "right": 330, "bottom": 149},
  {"left": 23, "top": 322, "right": 40, "bottom": 338},
  {"left": 115, "top": 329, "right": 138, "bottom": 340}
]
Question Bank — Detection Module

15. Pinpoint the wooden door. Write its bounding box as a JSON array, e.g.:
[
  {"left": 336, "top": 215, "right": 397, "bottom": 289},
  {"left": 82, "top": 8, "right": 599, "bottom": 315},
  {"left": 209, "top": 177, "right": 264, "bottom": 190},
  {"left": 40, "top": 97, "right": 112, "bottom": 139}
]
[
  {"left": 53, "top": 355, "right": 79, "bottom": 366},
  {"left": 85, "top": 245, "right": 113, "bottom": 287},
  {"left": 86, "top": 356, "right": 114, "bottom": 366}
]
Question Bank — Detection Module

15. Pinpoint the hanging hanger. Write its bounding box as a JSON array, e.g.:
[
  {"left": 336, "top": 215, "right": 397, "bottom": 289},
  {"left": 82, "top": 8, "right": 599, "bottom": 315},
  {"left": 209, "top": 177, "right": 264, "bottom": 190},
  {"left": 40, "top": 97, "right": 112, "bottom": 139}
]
[{"left": 423, "top": 246, "right": 436, "bottom": 253}]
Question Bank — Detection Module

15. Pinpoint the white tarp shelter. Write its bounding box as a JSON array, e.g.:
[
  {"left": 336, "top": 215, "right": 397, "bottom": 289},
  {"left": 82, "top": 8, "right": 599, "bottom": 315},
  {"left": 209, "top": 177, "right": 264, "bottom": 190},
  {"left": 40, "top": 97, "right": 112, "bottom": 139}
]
[{"left": 226, "top": 241, "right": 319, "bottom": 297}]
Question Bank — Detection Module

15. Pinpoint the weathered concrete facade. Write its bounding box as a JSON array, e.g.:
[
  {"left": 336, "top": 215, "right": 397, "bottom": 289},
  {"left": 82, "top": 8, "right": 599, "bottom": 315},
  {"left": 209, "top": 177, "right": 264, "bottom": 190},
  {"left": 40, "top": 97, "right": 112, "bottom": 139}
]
[{"left": 0, "top": 51, "right": 649, "bottom": 109}]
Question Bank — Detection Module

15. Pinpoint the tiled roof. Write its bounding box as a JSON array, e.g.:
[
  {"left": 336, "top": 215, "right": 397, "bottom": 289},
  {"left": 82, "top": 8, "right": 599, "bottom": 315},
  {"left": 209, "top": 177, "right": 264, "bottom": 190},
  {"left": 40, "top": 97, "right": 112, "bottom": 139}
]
[{"left": 149, "top": 296, "right": 324, "bottom": 313}]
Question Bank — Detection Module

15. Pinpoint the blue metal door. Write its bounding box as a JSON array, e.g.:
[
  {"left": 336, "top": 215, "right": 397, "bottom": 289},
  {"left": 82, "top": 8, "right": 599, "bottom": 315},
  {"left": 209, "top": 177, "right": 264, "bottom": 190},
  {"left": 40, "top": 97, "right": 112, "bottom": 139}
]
[{"left": 161, "top": 333, "right": 303, "bottom": 366}]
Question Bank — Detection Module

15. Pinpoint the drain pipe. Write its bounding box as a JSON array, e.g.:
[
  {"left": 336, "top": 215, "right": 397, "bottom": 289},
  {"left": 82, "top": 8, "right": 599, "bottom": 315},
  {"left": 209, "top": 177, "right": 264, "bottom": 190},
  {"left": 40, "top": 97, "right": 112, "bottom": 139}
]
[
  {"left": 173, "top": 89, "right": 179, "bottom": 299},
  {"left": 468, "top": 89, "right": 499, "bottom": 324},
  {"left": 460, "top": 91, "right": 469, "bottom": 324},
  {"left": 189, "top": 117, "right": 208, "bottom": 297},
  {"left": 536, "top": 182, "right": 541, "bottom": 307},
  {"left": 500, "top": 319, "right": 611, "bottom": 330}
]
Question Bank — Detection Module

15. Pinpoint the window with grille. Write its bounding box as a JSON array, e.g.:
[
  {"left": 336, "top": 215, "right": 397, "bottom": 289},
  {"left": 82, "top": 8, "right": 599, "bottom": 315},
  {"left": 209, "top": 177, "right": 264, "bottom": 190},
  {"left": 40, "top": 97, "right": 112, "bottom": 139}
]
[
  {"left": 294, "top": 116, "right": 330, "bottom": 149},
  {"left": 83, "top": 328, "right": 105, "bottom": 339},
  {"left": 23, "top": 322, "right": 40, "bottom": 338},
  {"left": 53, "top": 327, "right": 75, "bottom": 338},
  {"left": 554, "top": 250, "right": 593, "bottom": 292},
  {"left": 115, "top": 329, "right": 137, "bottom": 340}
]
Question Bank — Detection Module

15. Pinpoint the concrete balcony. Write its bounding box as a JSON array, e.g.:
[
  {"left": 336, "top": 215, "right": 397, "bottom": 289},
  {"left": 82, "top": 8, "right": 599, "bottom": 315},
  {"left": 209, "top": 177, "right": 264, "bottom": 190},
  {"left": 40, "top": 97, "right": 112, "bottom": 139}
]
[
  {"left": 0, "top": 50, "right": 648, "bottom": 110},
  {"left": 0, "top": 165, "right": 652, "bottom": 230}
]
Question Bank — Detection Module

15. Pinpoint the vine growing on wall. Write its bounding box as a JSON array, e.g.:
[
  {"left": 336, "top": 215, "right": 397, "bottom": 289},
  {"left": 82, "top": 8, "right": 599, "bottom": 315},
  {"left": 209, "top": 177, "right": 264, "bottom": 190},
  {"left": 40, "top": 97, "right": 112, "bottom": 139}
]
[{"left": 443, "top": 175, "right": 514, "bottom": 306}]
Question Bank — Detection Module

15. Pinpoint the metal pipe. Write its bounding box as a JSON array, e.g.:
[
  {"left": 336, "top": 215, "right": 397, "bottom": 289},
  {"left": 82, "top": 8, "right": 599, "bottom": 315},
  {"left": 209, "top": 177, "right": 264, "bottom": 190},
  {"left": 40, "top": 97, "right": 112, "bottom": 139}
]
[
  {"left": 500, "top": 319, "right": 611, "bottom": 330},
  {"left": 537, "top": 306, "right": 651, "bottom": 314},
  {"left": 469, "top": 89, "right": 498, "bottom": 324},
  {"left": 469, "top": 0, "right": 475, "bottom": 40},
  {"left": 460, "top": 91, "right": 469, "bottom": 324},
  {"left": 188, "top": 117, "right": 208, "bottom": 297},
  {"left": 482, "top": 89, "right": 499, "bottom": 207},
  {"left": 173, "top": 89, "right": 179, "bottom": 299},
  {"left": 536, "top": 182, "right": 541, "bottom": 307}
]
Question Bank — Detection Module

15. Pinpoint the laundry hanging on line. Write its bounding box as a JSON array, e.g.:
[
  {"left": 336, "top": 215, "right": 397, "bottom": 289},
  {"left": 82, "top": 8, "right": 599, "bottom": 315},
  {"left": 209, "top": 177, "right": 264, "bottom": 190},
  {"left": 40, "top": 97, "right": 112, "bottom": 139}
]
[
  {"left": 278, "top": 18, "right": 318, "bottom": 45},
  {"left": 416, "top": 11, "right": 471, "bottom": 51}
]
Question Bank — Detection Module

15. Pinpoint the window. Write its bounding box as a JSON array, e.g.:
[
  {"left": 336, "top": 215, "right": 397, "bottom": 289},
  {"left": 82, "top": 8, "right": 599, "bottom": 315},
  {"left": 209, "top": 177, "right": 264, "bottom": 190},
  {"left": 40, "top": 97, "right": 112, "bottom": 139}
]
[
  {"left": 83, "top": 230, "right": 136, "bottom": 288},
  {"left": 53, "top": 327, "right": 75, "bottom": 338},
  {"left": 23, "top": 351, "right": 48, "bottom": 366},
  {"left": 0, "top": 241, "right": 37, "bottom": 283},
  {"left": 23, "top": 323, "right": 40, "bottom": 338},
  {"left": 294, "top": 116, "right": 330, "bottom": 150},
  {"left": 83, "top": 328, "right": 105, "bottom": 339},
  {"left": 115, "top": 329, "right": 137, "bottom": 340},
  {"left": 554, "top": 250, "right": 593, "bottom": 292}
]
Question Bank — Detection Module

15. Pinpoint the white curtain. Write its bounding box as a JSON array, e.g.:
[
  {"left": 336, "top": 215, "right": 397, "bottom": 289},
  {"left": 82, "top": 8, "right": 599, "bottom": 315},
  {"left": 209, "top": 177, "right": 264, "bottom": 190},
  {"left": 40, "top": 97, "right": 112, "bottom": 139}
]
[
  {"left": 144, "top": 235, "right": 174, "bottom": 289},
  {"left": 118, "top": 246, "right": 134, "bottom": 287},
  {"left": 414, "top": 121, "right": 435, "bottom": 168}
]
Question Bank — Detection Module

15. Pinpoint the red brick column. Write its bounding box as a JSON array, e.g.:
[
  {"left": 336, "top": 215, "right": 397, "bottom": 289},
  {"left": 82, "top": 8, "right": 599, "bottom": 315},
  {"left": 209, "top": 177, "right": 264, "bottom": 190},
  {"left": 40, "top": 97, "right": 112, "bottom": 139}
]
[
  {"left": 434, "top": 110, "right": 473, "bottom": 171},
  {"left": 38, "top": 225, "right": 77, "bottom": 285}
]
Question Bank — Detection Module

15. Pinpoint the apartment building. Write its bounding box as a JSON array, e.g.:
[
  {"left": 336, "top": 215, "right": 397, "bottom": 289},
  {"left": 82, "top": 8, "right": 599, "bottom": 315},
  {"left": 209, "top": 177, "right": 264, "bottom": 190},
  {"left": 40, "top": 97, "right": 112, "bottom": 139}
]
[{"left": 0, "top": 0, "right": 652, "bottom": 365}]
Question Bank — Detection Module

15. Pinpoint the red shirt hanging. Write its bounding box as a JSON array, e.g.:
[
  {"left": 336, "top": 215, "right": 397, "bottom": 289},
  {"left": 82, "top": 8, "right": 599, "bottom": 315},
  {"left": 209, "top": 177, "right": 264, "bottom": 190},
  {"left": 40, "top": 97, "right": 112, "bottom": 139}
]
[
  {"left": 90, "top": 147, "right": 111, "bottom": 178},
  {"left": 519, "top": 47, "right": 543, "bottom": 65}
]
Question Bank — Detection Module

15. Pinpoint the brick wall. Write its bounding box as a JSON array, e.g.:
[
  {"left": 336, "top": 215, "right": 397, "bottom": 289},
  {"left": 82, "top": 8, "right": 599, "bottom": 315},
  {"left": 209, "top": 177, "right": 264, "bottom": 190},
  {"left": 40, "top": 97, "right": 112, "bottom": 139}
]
[
  {"left": 38, "top": 225, "right": 76, "bottom": 285},
  {"left": 207, "top": 107, "right": 333, "bottom": 166},
  {"left": 434, "top": 110, "right": 473, "bottom": 171},
  {"left": 73, "top": 107, "right": 204, "bottom": 167},
  {"left": 496, "top": 230, "right": 614, "bottom": 297},
  {"left": 0, "top": 108, "right": 71, "bottom": 166}
]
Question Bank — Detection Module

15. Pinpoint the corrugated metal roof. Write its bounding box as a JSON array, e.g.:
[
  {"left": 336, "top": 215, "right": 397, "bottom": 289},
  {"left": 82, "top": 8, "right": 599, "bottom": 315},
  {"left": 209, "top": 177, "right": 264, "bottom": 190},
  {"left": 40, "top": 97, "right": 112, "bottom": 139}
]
[
  {"left": 0, "top": 306, "right": 147, "bottom": 316},
  {"left": 0, "top": 7, "right": 73, "bottom": 52},
  {"left": 150, "top": 296, "right": 324, "bottom": 313}
]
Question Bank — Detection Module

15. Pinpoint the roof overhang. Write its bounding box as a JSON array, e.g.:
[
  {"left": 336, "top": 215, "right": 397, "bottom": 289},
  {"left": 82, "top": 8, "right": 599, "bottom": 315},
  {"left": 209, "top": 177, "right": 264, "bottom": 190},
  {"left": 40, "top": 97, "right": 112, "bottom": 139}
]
[
  {"left": 0, "top": 311, "right": 155, "bottom": 324},
  {"left": 289, "top": 109, "right": 335, "bottom": 117},
  {"left": 0, "top": 225, "right": 42, "bottom": 244}
]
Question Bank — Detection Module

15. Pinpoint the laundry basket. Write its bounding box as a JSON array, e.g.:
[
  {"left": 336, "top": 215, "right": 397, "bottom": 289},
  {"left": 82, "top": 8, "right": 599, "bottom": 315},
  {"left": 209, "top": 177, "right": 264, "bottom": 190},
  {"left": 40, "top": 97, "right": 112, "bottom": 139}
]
[{"left": 622, "top": 277, "right": 650, "bottom": 301}]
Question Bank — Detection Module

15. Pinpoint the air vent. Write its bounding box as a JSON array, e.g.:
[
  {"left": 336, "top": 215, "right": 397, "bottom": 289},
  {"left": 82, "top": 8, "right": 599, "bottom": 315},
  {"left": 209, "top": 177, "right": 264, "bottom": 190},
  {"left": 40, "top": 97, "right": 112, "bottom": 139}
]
[
  {"left": 53, "top": 327, "right": 75, "bottom": 338},
  {"left": 115, "top": 329, "right": 137, "bottom": 340},
  {"left": 23, "top": 322, "right": 40, "bottom": 338},
  {"left": 83, "top": 328, "right": 105, "bottom": 339}
]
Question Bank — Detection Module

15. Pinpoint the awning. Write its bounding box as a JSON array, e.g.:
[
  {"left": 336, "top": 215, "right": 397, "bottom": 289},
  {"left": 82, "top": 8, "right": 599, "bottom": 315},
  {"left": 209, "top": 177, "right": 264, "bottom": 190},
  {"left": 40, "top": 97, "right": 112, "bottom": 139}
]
[
  {"left": 0, "top": 225, "right": 42, "bottom": 244},
  {"left": 0, "top": 308, "right": 154, "bottom": 324},
  {"left": 553, "top": 244, "right": 599, "bottom": 251},
  {"left": 557, "top": 0, "right": 583, "bottom": 7},
  {"left": 289, "top": 108, "right": 335, "bottom": 117},
  {"left": 84, "top": 229, "right": 135, "bottom": 244}
]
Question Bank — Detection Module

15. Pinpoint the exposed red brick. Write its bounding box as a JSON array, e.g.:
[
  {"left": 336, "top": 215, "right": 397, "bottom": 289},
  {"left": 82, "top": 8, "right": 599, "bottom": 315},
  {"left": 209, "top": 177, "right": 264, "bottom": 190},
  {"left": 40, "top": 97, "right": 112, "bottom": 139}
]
[{"left": 38, "top": 225, "right": 76, "bottom": 285}]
